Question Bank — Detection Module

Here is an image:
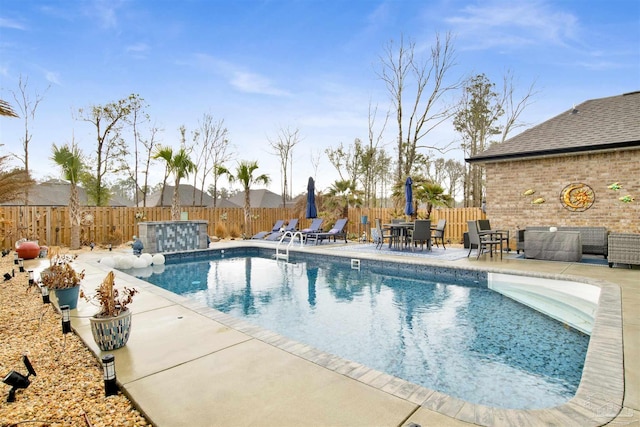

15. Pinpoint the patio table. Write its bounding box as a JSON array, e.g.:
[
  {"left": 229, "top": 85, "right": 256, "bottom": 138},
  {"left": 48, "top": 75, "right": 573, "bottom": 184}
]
[
  {"left": 383, "top": 222, "right": 414, "bottom": 250},
  {"left": 478, "top": 230, "right": 505, "bottom": 258}
]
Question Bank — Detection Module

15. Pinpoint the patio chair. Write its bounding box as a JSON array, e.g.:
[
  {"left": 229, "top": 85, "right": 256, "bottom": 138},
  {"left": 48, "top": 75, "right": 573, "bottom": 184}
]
[
  {"left": 373, "top": 218, "right": 393, "bottom": 249},
  {"left": 265, "top": 218, "right": 299, "bottom": 241},
  {"left": 407, "top": 220, "right": 431, "bottom": 251},
  {"left": 251, "top": 219, "right": 285, "bottom": 239},
  {"left": 306, "top": 218, "right": 348, "bottom": 245},
  {"left": 431, "top": 219, "right": 447, "bottom": 249},
  {"left": 298, "top": 218, "right": 324, "bottom": 241},
  {"left": 477, "top": 219, "right": 509, "bottom": 252},
  {"left": 467, "top": 220, "right": 501, "bottom": 259}
]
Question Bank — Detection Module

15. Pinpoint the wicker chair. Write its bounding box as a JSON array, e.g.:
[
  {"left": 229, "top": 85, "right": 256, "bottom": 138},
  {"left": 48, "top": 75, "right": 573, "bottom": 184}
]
[{"left": 608, "top": 233, "right": 640, "bottom": 268}]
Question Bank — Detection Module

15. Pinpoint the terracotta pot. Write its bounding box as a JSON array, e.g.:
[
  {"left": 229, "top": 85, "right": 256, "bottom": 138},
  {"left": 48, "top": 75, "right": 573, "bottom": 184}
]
[
  {"left": 16, "top": 241, "right": 40, "bottom": 260},
  {"left": 89, "top": 309, "right": 132, "bottom": 351}
]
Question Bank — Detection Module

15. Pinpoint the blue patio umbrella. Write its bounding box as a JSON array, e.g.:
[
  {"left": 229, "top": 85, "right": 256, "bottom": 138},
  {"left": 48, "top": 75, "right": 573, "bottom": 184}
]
[
  {"left": 306, "top": 177, "right": 317, "bottom": 219},
  {"left": 404, "top": 177, "right": 415, "bottom": 216}
]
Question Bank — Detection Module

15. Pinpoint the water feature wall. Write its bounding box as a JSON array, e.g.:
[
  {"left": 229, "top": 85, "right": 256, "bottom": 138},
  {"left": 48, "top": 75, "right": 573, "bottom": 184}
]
[{"left": 138, "top": 221, "right": 209, "bottom": 253}]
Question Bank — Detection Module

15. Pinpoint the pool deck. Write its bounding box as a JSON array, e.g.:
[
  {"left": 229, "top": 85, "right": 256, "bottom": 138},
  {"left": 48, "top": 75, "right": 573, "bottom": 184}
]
[{"left": 37, "top": 241, "right": 639, "bottom": 426}]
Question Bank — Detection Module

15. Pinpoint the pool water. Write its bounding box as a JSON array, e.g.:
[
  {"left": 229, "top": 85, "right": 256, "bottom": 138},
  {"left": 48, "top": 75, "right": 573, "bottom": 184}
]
[{"left": 128, "top": 254, "right": 589, "bottom": 410}]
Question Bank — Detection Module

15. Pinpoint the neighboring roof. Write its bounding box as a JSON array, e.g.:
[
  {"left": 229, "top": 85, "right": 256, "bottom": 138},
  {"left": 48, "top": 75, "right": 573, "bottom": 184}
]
[
  {"left": 227, "top": 188, "right": 293, "bottom": 208},
  {"left": 143, "top": 184, "right": 216, "bottom": 207},
  {"left": 467, "top": 91, "right": 640, "bottom": 163},
  {"left": 0, "top": 180, "right": 131, "bottom": 206}
]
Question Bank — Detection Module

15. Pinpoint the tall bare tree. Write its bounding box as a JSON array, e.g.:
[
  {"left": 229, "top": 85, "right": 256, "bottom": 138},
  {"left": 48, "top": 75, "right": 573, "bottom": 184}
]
[
  {"left": 269, "top": 126, "right": 300, "bottom": 206},
  {"left": 77, "top": 94, "right": 138, "bottom": 206},
  {"left": 498, "top": 70, "right": 538, "bottom": 144},
  {"left": 191, "top": 114, "right": 229, "bottom": 205},
  {"left": 378, "top": 32, "right": 458, "bottom": 184},
  {"left": 11, "top": 75, "right": 50, "bottom": 204}
]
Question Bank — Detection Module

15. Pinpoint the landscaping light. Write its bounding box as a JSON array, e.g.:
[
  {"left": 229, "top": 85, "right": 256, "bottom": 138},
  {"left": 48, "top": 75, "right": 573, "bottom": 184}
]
[
  {"left": 102, "top": 354, "right": 118, "bottom": 396},
  {"left": 61, "top": 305, "right": 71, "bottom": 334},
  {"left": 3, "top": 273, "right": 10, "bottom": 281},
  {"left": 13, "top": 253, "right": 18, "bottom": 264},
  {"left": 18, "top": 259, "right": 24, "bottom": 273},
  {"left": 3, "top": 355, "right": 36, "bottom": 402},
  {"left": 27, "top": 270, "right": 34, "bottom": 285},
  {"left": 41, "top": 285, "right": 50, "bottom": 304}
]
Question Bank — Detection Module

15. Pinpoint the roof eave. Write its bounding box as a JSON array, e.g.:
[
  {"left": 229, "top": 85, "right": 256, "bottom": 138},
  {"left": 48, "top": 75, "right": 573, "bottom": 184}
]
[{"left": 466, "top": 140, "right": 640, "bottom": 164}]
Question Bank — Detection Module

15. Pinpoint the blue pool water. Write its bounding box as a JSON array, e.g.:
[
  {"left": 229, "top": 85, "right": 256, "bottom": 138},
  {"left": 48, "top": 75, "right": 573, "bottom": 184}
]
[{"left": 128, "top": 252, "right": 589, "bottom": 410}]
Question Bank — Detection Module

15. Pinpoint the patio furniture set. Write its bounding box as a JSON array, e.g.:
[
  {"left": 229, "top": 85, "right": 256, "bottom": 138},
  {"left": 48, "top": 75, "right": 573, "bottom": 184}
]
[
  {"left": 515, "top": 226, "right": 639, "bottom": 267},
  {"left": 372, "top": 218, "right": 447, "bottom": 252}
]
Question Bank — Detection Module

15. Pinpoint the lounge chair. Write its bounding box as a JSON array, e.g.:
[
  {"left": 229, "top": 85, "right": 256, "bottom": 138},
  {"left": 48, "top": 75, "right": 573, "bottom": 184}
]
[
  {"left": 306, "top": 218, "right": 348, "bottom": 245},
  {"left": 299, "top": 218, "right": 324, "bottom": 242},
  {"left": 265, "top": 219, "right": 299, "bottom": 241},
  {"left": 251, "top": 219, "right": 285, "bottom": 239}
]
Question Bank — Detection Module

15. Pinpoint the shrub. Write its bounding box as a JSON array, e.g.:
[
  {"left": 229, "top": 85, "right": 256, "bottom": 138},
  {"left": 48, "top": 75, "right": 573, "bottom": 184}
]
[{"left": 214, "top": 222, "right": 227, "bottom": 238}]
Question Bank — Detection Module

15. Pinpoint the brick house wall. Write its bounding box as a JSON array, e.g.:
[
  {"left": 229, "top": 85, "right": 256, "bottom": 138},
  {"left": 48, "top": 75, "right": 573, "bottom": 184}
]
[{"left": 483, "top": 149, "right": 640, "bottom": 247}]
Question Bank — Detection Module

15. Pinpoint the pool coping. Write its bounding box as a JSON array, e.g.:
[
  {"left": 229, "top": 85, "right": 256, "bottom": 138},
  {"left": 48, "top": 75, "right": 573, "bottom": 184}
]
[{"left": 82, "top": 243, "right": 625, "bottom": 426}]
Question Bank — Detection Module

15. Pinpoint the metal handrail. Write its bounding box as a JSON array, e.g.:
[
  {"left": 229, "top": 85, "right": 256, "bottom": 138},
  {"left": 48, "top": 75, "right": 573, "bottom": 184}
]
[{"left": 275, "top": 231, "right": 305, "bottom": 260}]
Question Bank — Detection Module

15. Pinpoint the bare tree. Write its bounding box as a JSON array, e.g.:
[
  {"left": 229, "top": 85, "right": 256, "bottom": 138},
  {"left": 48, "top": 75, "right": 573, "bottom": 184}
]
[
  {"left": 498, "top": 70, "right": 538, "bottom": 144},
  {"left": 11, "top": 75, "right": 50, "bottom": 204},
  {"left": 138, "top": 123, "right": 162, "bottom": 207},
  {"left": 378, "top": 32, "right": 458, "bottom": 184},
  {"left": 191, "top": 114, "right": 229, "bottom": 205},
  {"left": 361, "top": 101, "right": 390, "bottom": 207},
  {"left": 269, "top": 126, "right": 301, "bottom": 206}
]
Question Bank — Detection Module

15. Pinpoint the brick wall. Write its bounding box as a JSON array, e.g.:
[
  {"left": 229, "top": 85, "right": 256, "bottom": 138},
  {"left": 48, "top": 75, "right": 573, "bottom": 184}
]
[{"left": 484, "top": 149, "right": 640, "bottom": 246}]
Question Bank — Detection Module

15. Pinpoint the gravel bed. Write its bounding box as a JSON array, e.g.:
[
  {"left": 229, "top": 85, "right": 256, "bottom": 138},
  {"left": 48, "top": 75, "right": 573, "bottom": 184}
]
[{"left": 0, "top": 251, "right": 151, "bottom": 427}]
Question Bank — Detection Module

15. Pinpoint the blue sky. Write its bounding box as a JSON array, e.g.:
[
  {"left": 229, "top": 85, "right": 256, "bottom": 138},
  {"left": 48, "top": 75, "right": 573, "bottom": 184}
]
[{"left": 1, "top": 0, "right": 639, "bottom": 197}]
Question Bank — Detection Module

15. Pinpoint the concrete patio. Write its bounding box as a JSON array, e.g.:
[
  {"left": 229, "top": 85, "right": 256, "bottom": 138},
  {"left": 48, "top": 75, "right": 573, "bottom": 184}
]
[{"left": 38, "top": 241, "right": 639, "bottom": 426}]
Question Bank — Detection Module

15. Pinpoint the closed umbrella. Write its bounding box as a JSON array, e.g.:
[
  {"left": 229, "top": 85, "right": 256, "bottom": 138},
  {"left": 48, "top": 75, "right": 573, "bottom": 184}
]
[
  {"left": 306, "top": 177, "right": 317, "bottom": 219},
  {"left": 404, "top": 177, "right": 414, "bottom": 217}
]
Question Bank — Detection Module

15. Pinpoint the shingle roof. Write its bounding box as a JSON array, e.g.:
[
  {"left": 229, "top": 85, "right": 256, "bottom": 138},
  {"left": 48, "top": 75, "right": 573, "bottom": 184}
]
[
  {"left": 143, "top": 184, "right": 215, "bottom": 207},
  {"left": 467, "top": 91, "right": 640, "bottom": 163},
  {"left": 0, "top": 180, "right": 131, "bottom": 206},
  {"left": 227, "top": 188, "right": 293, "bottom": 208}
]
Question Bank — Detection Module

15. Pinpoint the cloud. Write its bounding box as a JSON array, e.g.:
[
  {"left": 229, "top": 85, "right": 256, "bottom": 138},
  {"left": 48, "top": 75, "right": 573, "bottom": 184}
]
[
  {"left": 83, "top": 0, "right": 126, "bottom": 29},
  {"left": 445, "top": 0, "right": 579, "bottom": 50},
  {"left": 0, "top": 17, "right": 26, "bottom": 30},
  {"left": 193, "top": 53, "right": 290, "bottom": 96},
  {"left": 44, "top": 70, "right": 61, "bottom": 85}
]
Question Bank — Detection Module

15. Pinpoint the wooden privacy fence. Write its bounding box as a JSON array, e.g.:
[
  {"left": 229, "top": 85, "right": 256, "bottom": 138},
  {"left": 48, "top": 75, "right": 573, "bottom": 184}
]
[{"left": 0, "top": 206, "right": 485, "bottom": 249}]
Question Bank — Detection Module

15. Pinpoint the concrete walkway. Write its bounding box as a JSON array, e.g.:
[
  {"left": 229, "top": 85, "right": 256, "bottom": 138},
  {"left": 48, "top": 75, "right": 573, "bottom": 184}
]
[{"left": 48, "top": 242, "right": 638, "bottom": 426}]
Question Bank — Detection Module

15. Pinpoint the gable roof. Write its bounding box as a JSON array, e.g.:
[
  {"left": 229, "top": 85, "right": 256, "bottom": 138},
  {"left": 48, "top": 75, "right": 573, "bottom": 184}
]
[
  {"left": 227, "top": 188, "right": 293, "bottom": 208},
  {"left": 467, "top": 91, "right": 640, "bottom": 163},
  {"left": 144, "top": 184, "right": 215, "bottom": 207},
  {"left": 0, "top": 180, "right": 131, "bottom": 206}
]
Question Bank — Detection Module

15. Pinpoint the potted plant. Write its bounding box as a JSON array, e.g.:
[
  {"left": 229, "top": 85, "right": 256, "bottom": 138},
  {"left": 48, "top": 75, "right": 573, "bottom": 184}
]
[
  {"left": 82, "top": 271, "right": 138, "bottom": 351},
  {"left": 40, "top": 254, "right": 85, "bottom": 310}
]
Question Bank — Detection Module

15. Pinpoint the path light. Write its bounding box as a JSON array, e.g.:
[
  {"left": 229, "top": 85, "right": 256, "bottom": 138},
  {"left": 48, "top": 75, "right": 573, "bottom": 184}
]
[
  {"left": 27, "top": 270, "right": 34, "bottom": 285},
  {"left": 3, "top": 273, "right": 10, "bottom": 281},
  {"left": 13, "top": 253, "right": 18, "bottom": 264},
  {"left": 61, "top": 305, "right": 71, "bottom": 334},
  {"left": 102, "top": 354, "right": 118, "bottom": 396},
  {"left": 41, "top": 285, "right": 50, "bottom": 304},
  {"left": 18, "top": 259, "right": 24, "bottom": 273},
  {"left": 3, "top": 355, "right": 36, "bottom": 402}
]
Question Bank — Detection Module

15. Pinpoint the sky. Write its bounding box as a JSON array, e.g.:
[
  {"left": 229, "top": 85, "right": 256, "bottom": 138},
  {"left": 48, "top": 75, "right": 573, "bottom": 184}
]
[{"left": 1, "top": 0, "right": 639, "bottom": 199}]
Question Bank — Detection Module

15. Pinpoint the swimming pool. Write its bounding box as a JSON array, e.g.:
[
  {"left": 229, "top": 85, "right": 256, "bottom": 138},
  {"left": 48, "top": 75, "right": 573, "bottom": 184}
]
[{"left": 126, "top": 249, "right": 590, "bottom": 410}]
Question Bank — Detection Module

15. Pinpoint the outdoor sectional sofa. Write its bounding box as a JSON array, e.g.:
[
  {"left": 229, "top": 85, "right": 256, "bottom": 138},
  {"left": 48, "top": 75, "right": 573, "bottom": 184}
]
[{"left": 517, "top": 226, "right": 609, "bottom": 258}]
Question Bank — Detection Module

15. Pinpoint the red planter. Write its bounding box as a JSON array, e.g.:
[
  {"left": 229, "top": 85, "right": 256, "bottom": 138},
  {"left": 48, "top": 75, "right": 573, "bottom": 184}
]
[{"left": 16, "top": 241, "right": 40, "bottom": 260}]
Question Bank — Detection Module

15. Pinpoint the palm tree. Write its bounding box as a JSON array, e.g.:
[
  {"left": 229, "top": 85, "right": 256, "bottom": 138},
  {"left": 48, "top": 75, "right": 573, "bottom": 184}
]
[
  {"left": 169, "top": 148, "right": 196, "bottom": 220},
  {"left": 227, "top": 160, "right": 270, "bottom": 237},
  {"left": 325, "top": 179, "right": 363, "bottom": 219},
  {"left": 152, "top": 145, "right": 174, "bottom": 207},
  {"left": 414, "top": 180, "right": 453, "bottom": 219},
  {"left": 51, "top": 142, "right": 85, "bottom": 249},
  {"left": 0, "top": 155, "right": 34, "bottom": 205}
]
